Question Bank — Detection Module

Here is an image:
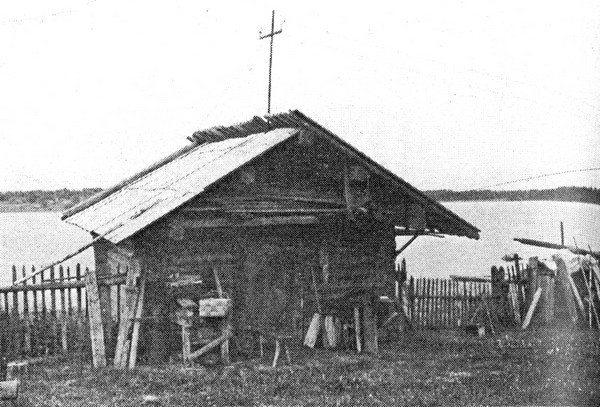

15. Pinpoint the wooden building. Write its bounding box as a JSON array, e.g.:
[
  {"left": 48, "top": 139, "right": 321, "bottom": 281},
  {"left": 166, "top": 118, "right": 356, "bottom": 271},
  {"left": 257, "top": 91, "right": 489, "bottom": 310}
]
[{"left": 62, "top": 110, "right": 479, "bottom": 368}]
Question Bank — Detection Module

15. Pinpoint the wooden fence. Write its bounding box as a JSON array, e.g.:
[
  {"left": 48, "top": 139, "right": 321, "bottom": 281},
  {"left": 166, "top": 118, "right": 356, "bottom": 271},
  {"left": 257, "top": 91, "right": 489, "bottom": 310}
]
[
  {"left": 406, "top": 276, "right": 491, "bottom": 327},
  {"left": 0, "top": 264, "right": 93, "bottom": 359},
  {"left": 405, "top": 262, "right": 531, "bottom": 328}
]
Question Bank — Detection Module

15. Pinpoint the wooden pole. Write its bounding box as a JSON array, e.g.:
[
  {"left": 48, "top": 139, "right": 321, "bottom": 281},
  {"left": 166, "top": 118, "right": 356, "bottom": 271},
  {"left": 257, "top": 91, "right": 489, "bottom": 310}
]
[
  {"left": 50, "top": 266, "right": 58, "bottom": 352},
  {"left": 59, "top": 266, "right": 68, "bottom": 352},
  {"left": 22, "top": 266, "right": 31, "bottom": 355},
  {"left": 522, "top": 288, "right": 542, "bottom": 329},
  {"left": 114, "top": 262, "right": 140, "bottom": 369},
  {"left": 11, "top": 267, "right": 19, "bottom": 359},
  {"left": 515, "top": 238, "right": 600, "bottom": 258},
  {"left": 85, "top": 267, "right": 107, "bottom": 368},
  {"left": 128, "top": 271, "right": 146, "bottom": 369},
  {"left": 353, "top": 307, "right": 361, "bottom": 353},
  {"left": 31, "top": 267, "right": 38, "bottom": 355}
]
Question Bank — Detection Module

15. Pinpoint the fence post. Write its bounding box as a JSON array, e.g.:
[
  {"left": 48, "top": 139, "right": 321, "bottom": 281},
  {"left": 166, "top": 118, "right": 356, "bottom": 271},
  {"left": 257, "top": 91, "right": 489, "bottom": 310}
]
[
  {"left": 59, "top": 266, "right": 68, "bottom": 352},
  {"left": 31, "top": 267, "right": 39, "bottom": 355},
  {"left": 408, "top": 276, "right": 414, "bottom": 323},
  {"left": 50, "top": 266, "right": 58, "bottom": 353},
  {"left": 40, "top": 267, "right": 48, "bottom": 354},
  {"left": 75, "top": 264, "right": 84, "bottom": 353},
  {"left": 11, "top": 266, "right": 20, "bottom": 358},
  {"left": 22, "top": 266, "right": 31, "bottom": 355}
]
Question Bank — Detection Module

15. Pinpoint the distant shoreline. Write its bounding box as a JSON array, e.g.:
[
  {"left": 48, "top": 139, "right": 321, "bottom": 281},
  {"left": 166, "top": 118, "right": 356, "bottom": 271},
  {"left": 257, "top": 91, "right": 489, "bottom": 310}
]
[
  {"left": 425, "top": 187, "right": 600, "bottom": 206},
  {"left": 0, "top": 188, "right": 102, "bottom": 213},
  {"left": 0, "top": 186, "right": 598, "bottom": 213}
]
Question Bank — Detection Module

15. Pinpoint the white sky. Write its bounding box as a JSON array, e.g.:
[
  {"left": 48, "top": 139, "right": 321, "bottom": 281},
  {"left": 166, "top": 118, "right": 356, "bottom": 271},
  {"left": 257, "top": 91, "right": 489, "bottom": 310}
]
[{"left": 1, "top": 0, "right": 599, "bottom": 192}]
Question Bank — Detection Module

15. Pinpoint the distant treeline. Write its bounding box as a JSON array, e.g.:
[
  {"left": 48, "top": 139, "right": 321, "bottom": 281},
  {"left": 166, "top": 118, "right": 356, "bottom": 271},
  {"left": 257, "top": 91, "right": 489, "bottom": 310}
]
[
  {"left": 0, "top": 186, "right": 598, "bottom": 212},
  {"left": 425, "top": 186, "right": 600, "bottom": 205},
  {"left": 0, "top": 188, "right": 102, "bottom": 212}
]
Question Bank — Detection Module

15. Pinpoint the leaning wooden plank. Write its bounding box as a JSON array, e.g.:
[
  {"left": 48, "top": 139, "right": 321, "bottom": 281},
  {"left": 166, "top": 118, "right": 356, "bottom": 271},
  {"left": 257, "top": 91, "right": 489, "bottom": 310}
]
[
  {"left": 128, "top": 271, "right": 146, "bottom": 369},
  {"left": 0, "top": 380, "right": 18, "bottom": 401},
  {"left": 188, "top": 331, "right": 232, "bottom": 361},
  {"left": 303, "top": 314, "right": 322, "bottom": 348},
  {"left": 182, "top": 326, "right": 191, "bottom": 363},
  {"left": 508, "top": 283, "right": 521, "bottom": 324},
  {"left": 354, "top": 307, "right": 362, "bottom": 353},
  {"left": 522, "top": 287, "right": 542, "bottom": 329},
  {"left": 304, "top": 264, "right": 323, "bottom": 348},
  {"left": 212, "top": 266, "right": 223, "bottom": 298},
  {"left": 114, "top": 262, "right": 140, "bottom": 369},
  {"left": 591, "top": 261, "right": 600, "bottom": 295},
  {"left": 272, "top": 339, "right": 281, "bottom": 368},
  {"left": 85, "top": 268, "right": 106, "bottom": 368},
  {"left": 220, "top": 315, "right": 232, "bottom": 365}
]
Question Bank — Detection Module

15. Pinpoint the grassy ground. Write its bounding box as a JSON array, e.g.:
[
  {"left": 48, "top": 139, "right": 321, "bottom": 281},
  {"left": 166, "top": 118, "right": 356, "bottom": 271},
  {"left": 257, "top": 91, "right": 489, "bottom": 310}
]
[{"left": 15, "top": 326, "right": 600, "bottom": 406}]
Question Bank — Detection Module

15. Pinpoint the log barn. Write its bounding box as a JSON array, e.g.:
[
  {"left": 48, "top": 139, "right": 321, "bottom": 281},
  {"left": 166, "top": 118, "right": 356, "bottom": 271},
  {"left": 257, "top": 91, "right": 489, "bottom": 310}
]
[{"left": 62, "top": 110, "right": 479, "bottom": 368}]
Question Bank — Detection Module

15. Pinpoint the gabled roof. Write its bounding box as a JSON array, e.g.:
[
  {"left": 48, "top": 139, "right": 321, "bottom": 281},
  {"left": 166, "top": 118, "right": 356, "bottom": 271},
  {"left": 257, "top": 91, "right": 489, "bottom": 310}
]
[{"left": 63, "top": 110, "right": 480, "bottom": 242}]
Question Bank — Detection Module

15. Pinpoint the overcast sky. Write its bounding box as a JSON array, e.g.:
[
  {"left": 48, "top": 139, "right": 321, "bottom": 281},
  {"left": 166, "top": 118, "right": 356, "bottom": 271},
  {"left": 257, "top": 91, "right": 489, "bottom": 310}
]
[{"left": 1, "top": 1, "right": 599, "bottom": 192}]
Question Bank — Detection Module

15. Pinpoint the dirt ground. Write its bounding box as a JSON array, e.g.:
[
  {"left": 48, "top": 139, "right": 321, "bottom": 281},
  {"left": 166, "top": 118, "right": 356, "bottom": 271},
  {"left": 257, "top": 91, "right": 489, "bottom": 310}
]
[{"left": 14, "top": 325, "right": 600, "bottom": 406}]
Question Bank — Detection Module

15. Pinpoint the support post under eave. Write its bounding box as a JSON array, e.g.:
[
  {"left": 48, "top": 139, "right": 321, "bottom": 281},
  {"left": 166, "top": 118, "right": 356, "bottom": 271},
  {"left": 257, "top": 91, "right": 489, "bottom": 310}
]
[{"left": 395, "top": 233, "right": 420, "bottom": 256}]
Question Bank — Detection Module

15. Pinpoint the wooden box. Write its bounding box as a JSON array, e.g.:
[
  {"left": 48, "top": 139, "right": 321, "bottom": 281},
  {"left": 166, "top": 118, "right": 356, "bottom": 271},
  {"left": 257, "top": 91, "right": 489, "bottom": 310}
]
[{"left": 198, "top": 298, "right": 231, "bottom": 317}]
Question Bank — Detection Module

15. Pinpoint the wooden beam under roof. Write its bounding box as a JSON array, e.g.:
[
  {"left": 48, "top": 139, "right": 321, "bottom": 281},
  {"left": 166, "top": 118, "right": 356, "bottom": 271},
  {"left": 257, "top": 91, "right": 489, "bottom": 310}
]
[{"left": 170, "top": 215, "right": 322, "bottom": 229}]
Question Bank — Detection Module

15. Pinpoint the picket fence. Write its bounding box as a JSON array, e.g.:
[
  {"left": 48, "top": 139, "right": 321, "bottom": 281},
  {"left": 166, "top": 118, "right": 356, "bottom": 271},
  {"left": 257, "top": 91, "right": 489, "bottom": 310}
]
[
  {"left": 405, "top": 263, "right": 530, "bottom": 328},
  {"left": 406, "top": 276, "right": 491, "bottom": 327},
  {"left": 0, "top": 264, "right": 95, "bottom": 359}
]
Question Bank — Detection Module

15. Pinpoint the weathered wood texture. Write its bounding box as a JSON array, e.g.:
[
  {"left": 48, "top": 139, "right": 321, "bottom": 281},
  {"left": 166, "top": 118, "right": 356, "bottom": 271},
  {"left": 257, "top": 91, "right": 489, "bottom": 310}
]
[
  {"left": 132, "top": 207, "right": 395, "bottom": 361},
  {"left": 85, "top": 266, "right": 106, "bottom": 368},
  {"left": 407, "top": 263, "right": 530, "bottom": 328},
  {"left": 407, "top": 277, "right": 492, "bottom": 327}
]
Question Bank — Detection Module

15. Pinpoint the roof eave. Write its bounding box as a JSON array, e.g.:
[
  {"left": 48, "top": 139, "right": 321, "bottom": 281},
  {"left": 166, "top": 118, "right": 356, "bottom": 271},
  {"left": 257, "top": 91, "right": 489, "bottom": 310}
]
[{"left": 287, "top": 110, "right": 480, "bottom": 239}]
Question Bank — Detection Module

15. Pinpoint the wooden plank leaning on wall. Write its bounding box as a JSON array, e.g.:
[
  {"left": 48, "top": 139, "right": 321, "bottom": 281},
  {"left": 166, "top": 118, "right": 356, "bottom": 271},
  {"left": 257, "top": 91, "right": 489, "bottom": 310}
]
[
  {"left": 114, "top": 257, "right": 144, "bottom": 369},
  {"left": 85, "top": 266, "right": 106, "bottom": 368}
]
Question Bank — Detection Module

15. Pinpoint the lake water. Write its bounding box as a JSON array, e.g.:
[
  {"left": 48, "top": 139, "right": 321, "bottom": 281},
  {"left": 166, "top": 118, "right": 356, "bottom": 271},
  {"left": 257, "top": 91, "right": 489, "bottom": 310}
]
[
  {"left": 0, "top": 212, "right": 94, "bottom": 285},
  {"left": 1, "top": 201, "right": 599, "bottom": 285}
]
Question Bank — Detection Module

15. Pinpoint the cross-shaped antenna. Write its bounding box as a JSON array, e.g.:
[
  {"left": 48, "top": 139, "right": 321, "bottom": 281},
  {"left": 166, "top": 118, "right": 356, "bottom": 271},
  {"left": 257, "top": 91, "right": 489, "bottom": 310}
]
[{"left": 259, "top": 10, "right": 283, "bottom": 114}]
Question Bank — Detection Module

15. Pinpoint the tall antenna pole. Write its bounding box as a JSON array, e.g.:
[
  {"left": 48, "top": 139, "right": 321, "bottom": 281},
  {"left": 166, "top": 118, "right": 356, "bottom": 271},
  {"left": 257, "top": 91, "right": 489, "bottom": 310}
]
[{"left": 260, "top": 10, "right": 282, "bottom": 114}]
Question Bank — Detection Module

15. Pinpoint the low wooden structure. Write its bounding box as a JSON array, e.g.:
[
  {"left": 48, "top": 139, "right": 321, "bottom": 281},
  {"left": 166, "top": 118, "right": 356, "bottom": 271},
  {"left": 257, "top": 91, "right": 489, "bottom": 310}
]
[{"left": 61, "top": 110, "right": 479, "bottom": 368}]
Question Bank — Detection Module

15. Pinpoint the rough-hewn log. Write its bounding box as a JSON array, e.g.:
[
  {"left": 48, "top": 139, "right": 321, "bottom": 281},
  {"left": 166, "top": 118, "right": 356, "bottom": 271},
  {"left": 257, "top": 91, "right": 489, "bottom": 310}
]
[
  {"left": 515, "top": 238, "right": 600, "bottom": 258},
  {"left": 171, "top": 215, "right": 320, "bottom": 229}
]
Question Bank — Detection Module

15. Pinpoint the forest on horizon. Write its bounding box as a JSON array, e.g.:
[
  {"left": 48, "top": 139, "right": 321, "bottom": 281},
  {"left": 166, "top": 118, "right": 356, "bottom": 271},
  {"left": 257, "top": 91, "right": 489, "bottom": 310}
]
[
  {"left": 425, "top": 186, "right": 600, "bottom": 206},
  {"left": 0, "top": 186, "right": 598, "bottom": 212}
]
